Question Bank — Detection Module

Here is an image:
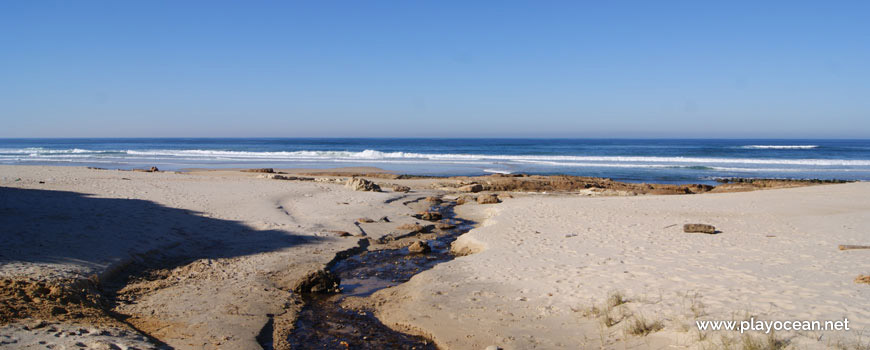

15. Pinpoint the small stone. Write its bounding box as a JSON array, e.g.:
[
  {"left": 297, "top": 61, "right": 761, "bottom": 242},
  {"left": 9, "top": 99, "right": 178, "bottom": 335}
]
[
  {"left": 149, "top": 166, "right": 159, "bottom": 172},
  {"left": 378, "top": 216, "right": 390, "bottom": 222},
  {"left": 683, "top": 224, "right": 717, "bottom": 234},
  {"left": 357, "top": 218, "right": 375, "bottom": 223},
  {"left": 856, "top": 275, "right": 870, "bottom": 284},
  {"left": 485, "top": 346, "right": 503, "bottom": 350},
  {"left": 408, "top": 240, "right": 431, "bottom": 254}
]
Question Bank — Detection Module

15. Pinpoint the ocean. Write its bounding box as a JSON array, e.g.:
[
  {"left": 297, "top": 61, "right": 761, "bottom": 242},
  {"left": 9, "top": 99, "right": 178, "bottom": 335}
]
[{"left": 1, "top": 138, "right": 869, "bottom": 184}]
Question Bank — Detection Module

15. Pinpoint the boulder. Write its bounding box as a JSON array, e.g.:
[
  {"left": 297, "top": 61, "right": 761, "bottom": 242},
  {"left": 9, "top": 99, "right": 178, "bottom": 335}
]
[
  {"left": 392, "top": 185, "right": 411, "bottom": 193},
  {"left": 458, "top": 184, "right": 484, "bottom": 193},
  {"left": 683, "top": 224, "right": 717, "bottom": 234},
  {"left": 477, "top": 194, "right": 501, "bottom": 204},
  {"left": 346, "top": 177, "right": 381, "bottom": 192},
  {"left": 408, "top": 240, "right": 431, "bottom": 254}
]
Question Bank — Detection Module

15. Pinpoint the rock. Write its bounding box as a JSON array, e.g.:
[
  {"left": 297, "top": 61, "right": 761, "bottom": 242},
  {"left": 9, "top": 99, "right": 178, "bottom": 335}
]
[
  {"left": 458, "top": 184, "right": 484, "bottom": 193},
  {"left": 477, "top": 194, "right": 501, "bottom": 204},
  {"left": 485, "top": 346, "right": 503, "bottom": 350},
  {"left": 392, "top": 185, "right": 411, "bottom": 193},
  {"left": 396, "top": 223, "right": 425, "bottom": 233},
  {"left": 242, "top": 168, "right": 274, "bottom": 173},
  {"left": 132, "top": 166, "right": 159, "bottom": 173},
  {"left": 456, "top": 195, "right": 477, "bottom": 205},
  {"left": 89, "top": 341, "right": 121, "bottom": 350},
  {"left": 683, "top": 224, "right": 717, "bottom": 234},
  {"left": 293, "top": 270, "right": 339, "bottom": 294},
  {"left": 408, "top": 240, "right": 431, "bottom": 254},
  {"left": 259, "top": 174, "right": 311, "bottom": 181},
  {"left": 329, "top": 230, "right": 353, "bottom": 237},
  {"left": 856, "top": 275, "right": 870, "bottom": 284},
  {"left": 425, "top": 196, "right": 442, "bottom": 203},
  {"left": 357, "top": 217, "right": 375, "bottom": 223},
  {"left": 417, "top": 211, "right": 442, "bottom": 221},
  {"left": 378, "top": 216, "right": 390, "bottom": 222},
  {"left": 49, "top": 306, "right": 67, "bottom": 315},
  {"left": 27, "top": 320, "right": 48, "bottom": 330},
  {"left": 436, "top": 221, "right": 456, "bottom": 230},
  {"left": 345, "top": 177, "right": 381, "bottom": 192}
]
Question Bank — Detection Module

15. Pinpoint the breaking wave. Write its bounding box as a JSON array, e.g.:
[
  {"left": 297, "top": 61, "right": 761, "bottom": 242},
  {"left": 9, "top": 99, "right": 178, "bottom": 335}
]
[
  {"left": 2, "top": 148, "right": 869, "bottom": 167},
  {"left": 741, "top": 145, "right": 819, "bottom": 149}
]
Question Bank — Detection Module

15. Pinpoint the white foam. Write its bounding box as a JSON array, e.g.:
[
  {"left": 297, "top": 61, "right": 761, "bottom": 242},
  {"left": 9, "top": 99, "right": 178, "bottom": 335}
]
[
  {"left": 483, "top": 169, "right": 513, "bottom": 174},
  {"left": 118, "top": 149, "right": 870, "bottom": 166},
  {"left": 741, "top": 145, "right": 819, "bottom": 149},
  {"left": 4, "top": 148, "right": 870, "bottom": 168}
]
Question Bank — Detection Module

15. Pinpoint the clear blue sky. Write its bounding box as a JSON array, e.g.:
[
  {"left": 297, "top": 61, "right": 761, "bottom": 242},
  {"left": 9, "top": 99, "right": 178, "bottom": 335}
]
[{"left": 1, "top": 1, "right": 868, "bottom": 138}]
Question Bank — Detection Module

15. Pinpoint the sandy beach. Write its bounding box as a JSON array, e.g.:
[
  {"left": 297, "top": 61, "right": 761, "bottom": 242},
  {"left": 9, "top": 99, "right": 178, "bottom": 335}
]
[{"left": 1, "top": 165, "right": 868, "bottom": 350}]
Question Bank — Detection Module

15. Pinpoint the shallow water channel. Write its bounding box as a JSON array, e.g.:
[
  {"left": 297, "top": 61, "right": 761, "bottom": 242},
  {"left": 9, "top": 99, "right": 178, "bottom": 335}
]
[{"left": 283, "top": 200, "right": 474, "bottom": 349}]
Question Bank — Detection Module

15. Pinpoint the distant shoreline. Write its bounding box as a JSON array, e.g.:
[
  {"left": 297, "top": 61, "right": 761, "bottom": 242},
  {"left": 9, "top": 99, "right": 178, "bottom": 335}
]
[{"left": 3, "top": 138, "right": 869, "bottom": 184}]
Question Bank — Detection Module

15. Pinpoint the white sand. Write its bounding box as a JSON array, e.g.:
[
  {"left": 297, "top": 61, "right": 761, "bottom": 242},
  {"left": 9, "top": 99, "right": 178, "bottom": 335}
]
[
  {"left": 0, "top": 166, "right": 433, "bottom": 349},
  {"left": 374, "top": 182, "right": 870, "bottom": 349},
  {"left": 2, "top": 166, "right": 869, "bottom": 350}
]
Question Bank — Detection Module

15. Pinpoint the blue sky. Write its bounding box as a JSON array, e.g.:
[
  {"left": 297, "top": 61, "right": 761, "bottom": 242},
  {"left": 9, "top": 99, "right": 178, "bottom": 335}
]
[{"left": 1, "top": 1, "right": 868, "bottom": 138}]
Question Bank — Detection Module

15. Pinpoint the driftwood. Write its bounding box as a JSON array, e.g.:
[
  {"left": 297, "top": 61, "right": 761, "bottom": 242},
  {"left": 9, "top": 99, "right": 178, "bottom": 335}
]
[{"left": 839, "top": 245, "right": 870, "bottom": 251}]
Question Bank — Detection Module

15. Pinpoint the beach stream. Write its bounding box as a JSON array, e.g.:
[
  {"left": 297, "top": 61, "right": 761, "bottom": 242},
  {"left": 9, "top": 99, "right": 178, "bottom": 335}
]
[{"left": 273, "top": 199, "right": 474, "bottom": 349}]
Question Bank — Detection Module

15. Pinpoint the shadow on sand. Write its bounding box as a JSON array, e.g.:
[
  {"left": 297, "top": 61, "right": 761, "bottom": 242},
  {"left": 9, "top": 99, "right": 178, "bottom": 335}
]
[{"left": 0, "top": 186, "right": 320, "bottom": 278}]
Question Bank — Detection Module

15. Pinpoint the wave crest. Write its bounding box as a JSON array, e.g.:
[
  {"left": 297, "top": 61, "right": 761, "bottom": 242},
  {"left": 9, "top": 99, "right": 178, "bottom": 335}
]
[{"left": 741, "top": 145, "right": 818, "bottom": 149}]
